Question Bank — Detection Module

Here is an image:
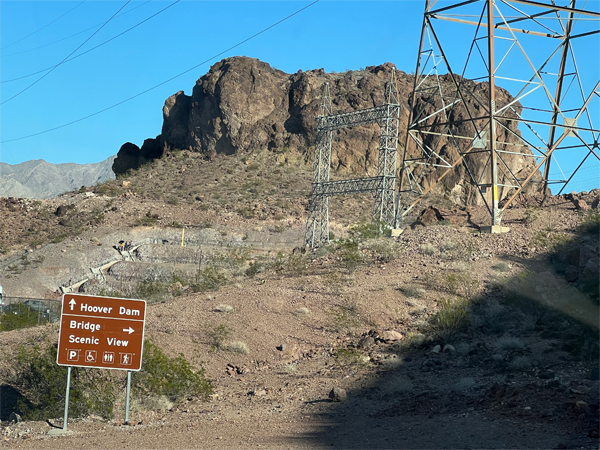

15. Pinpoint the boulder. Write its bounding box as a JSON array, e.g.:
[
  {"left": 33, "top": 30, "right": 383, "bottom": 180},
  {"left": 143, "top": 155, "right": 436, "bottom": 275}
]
[
  {"left": 415, "top": 206, "right": 444, "bottom": 226},
  {"left": 112, "top": 138, "right": 164, "bottom": 175},
  {"left": 381, "top": 330, "right": 404, "bottom": 342},
  {"left": 329, "top": 387, "right": 347, "bottom": 402}
]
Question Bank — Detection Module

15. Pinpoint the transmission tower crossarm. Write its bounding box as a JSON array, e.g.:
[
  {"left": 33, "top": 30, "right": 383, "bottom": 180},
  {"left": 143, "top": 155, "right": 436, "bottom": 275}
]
[
  {"left": 312, "top": 176, "right": 386, "bottom": 196},
  {"left": 507, "top": 0, "right": 600, "bottom": 18},
  {"left": 316, "top": 104, "right": 400, "bottom": 132}
]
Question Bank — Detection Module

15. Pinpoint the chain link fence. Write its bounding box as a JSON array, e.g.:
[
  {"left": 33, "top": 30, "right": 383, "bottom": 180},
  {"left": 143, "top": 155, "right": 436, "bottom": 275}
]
[{"left": 0, "top": 297, "right": 62, "bottom": 331}]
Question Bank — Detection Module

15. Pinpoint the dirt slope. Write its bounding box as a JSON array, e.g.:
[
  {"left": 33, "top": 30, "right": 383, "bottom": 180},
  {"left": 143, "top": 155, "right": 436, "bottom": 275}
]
[{"left": 1, "top": 182, "right": 599, "bottom": 449}]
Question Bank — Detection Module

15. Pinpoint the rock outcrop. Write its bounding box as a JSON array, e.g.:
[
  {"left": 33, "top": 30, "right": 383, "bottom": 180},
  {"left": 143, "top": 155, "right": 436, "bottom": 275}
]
[{"left": 113, "top": 56, "right": 542, "bottom": 205}]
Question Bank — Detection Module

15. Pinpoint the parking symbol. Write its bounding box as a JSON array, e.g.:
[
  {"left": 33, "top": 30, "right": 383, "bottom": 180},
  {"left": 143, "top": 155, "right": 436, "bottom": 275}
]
[
  {"left": 85, "top": 350, "right": 97, "bottom": 363},
  {"left": 67, "top": 349, "right": 80, "bottom": 362},
  {"left": 103, "top": 352, "right": 115, "bottom": 364},
  {"left": 120, "top": 353, "right": 132, "bottom": 365}
]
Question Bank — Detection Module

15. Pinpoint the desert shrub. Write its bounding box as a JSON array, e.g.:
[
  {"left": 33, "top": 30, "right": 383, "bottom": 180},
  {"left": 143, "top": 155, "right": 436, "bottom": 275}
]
[
  {"left": 98, "top": 288, "right": 129, "bottom": 299},
  {"left": 363, "top": 238, "right": 403, "bottom": 263},
  {"left": 400, "top": 285, "right": 426, "bottom": 298},
  {"left": 439, "top": 241, "right": 457, "bottom": 252},
  {"left": 135, "top": 216, "right": 158, "bottom": 227},
  {"left": 245, "top": 261, "right": 263, "bottom": 278},
  {"left": 425, "top": 271, "right": 479, "bottom": 299},
  {"left": 191, "top": 266, "right": 228, "bottom": 292},
  {"left": 509, "top": 355, "right": 531, "bottom": 371},
  {"left": 11, "top": 344, "right": 117, "bottom": 420},
  {"left": 530, "top": 230, "right": 572, "bottom": 252},
  {"left": 285, "top": 253, "right": 307, "bottom": 277},
  {"left": 495, "top": 336, "right": 525, "bottom": 353},
  {"left": 332, "top": 239, "right": 363, "bottom": 273},
  {"left": 225, "top": 341, "right": 249, "bottom": 354},
  {"left": 271, "top": 252, "right": 307, "bottom": 277},
  {"left": 427, "top": 297, "right": 470, "bottom": 343},
  {"left": 332, "top": 302, "right": 360, "bottom": 331},
  {"left": 523, "top": 206, "right": 541, "bottom": 224},
  {"left": 215, "top": 304, "right": 234, "bottom": 313},
  {"left": 134, "top": 341, "right": 212, "bottom": 402},
  {"left": 236, "top": 207, "right": 255, "bottom": 219},
  {"left": 136, "top": 280, "right": 168, "bottom": 302},
  {"left": 420, "top": 243, "right": 437, "bottom": 256},
  {"left": 334, "top": 347, "right": 362, "bottom": 365},
  {"left": 491, "top": 262, "right": 512, "bottom": 272},
  {"left": 348, "top": 219, "right": 388, "bottom": 241},
  {"left": 578, "top": 209, "right": 600, "bottom": 234},
  {"left": 206, "top": 324, "right": 230, "bottom": 350},
  {"left": 283, "top": 363, "right": 297, "bottom": 374}
]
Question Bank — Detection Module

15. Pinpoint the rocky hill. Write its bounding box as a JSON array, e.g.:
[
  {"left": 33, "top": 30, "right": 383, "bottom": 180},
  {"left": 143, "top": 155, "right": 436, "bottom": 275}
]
[
  {"left": 0, "top": 156, "right": 116, "bottom": 199},
  {"left": 0, "top": 136, "right": 598, "bottom": 448},
  {"left": 114, "top": 57, "right": 542, "bottom": 206},
  {"left": 0, "top": 58, "right": 597, "bottom": 449}
]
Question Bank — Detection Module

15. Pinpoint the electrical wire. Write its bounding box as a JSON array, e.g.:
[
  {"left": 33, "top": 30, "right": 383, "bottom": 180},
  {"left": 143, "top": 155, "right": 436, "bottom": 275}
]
[
  {"left": 1, "top": 1, "right": 151, "bottom": 58},
  {"left": 1, "top": 1, "right": 87, "bottom": 50},
  {"left": 2, "top": 1, "right": 179, "bottom": 83},
  {"left": 0, "top": 0, "right": 321, "bottom": 144},
  {"left": 1, "top": 1, "right": 132, "bottom": 105}
]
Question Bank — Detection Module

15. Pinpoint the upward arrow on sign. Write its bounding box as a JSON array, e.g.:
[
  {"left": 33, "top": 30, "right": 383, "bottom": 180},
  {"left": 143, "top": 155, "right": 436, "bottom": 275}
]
[{"left": 69, "top": 299, "right": 76, "bottom": 310}]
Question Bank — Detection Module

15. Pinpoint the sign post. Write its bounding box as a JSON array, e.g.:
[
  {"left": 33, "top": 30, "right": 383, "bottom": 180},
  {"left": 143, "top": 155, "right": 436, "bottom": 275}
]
[{"left": 55, "top": 293, "right": 146, "bottom": 431}]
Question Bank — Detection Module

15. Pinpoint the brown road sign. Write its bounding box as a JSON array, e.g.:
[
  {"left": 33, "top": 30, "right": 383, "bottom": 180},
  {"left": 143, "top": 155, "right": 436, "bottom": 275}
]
[{"left": 57, "top": 293, "right": 146, "bottom": 371}]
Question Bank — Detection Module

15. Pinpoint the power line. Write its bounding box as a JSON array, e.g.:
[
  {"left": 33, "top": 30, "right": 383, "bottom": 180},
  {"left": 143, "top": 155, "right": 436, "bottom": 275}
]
[
  {"left": 2, "top": 1, "right": 180, "bottom": 84},
  {"left": 0, "top": 0, "right": 321, "bottom": 144},
  {"left": 1, "top": 1, "right": 151, "bottom": 58},
  {"left": 1, "top": 1, "right": 132, "bottom": 105},
  {"left": 1, "top": 1, "right": 87, "bottom": 50}
]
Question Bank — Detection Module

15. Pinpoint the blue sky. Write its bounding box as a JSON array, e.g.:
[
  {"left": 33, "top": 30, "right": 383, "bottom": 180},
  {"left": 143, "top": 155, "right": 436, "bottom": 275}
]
[{"left": 1, "top": 0, "right": 598, "bottom": 192}]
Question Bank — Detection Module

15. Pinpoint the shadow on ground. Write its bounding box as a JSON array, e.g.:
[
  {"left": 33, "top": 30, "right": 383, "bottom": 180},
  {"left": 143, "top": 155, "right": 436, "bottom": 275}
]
[{"left": 297, "top": 225, "right": 599, "bottom": 449}]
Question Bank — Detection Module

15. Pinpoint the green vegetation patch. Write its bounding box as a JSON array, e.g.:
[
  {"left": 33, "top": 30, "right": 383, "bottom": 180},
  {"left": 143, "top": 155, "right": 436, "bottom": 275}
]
[
  {"left": 8, "top": 340, "right": 212, "bottom": 421},
  {"left": 133, "top": 341, "right": 213, "bottom": 402}
]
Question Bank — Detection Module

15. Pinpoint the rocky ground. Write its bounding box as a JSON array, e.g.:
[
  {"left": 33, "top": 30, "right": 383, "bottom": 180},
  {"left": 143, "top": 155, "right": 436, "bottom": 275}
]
[{"left": 0, "top": 151, "right": 599, "bottom": 449}]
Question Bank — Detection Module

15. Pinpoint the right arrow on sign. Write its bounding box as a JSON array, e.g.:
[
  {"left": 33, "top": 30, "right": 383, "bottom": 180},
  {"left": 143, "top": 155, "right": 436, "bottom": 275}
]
[{"left": 123, "top": 327, "right": 135, "bottom": 334}]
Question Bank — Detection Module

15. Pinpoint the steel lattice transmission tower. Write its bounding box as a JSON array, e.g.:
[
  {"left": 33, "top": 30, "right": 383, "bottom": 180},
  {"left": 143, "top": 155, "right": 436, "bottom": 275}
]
[
  {"left": 396, "top": 0, "right": 600, "bottom": 231},
  {"left": 304, "top": 72, "right": 401, "bottom": 248}
]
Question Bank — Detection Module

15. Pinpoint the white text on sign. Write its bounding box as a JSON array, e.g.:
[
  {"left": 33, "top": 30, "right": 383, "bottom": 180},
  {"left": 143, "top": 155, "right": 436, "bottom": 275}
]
[
  {"left": 107, "top": 338, "right": 129, "bottom": 347},
  {"left": 77, "top": 303, "right": 141, "bottom": 317},
  {"left": 70, "top": 320, "right": 101, "bottom": 332}
]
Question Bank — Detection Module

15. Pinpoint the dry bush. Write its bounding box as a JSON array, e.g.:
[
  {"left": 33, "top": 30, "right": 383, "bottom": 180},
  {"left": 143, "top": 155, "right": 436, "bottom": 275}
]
[
  {"left": 509, "top": 355, "right": 532, "bottom": 371},
  {"left": 215, "top": 304, "right": 234, "bottom": 313},
  {"left": 400, "top": 285, "right": 426, "bottom": 298},
  {"left": 226, "top": 341, "right": 249, "bottom": 355},
  {"left": 495, "top": 336, "right": 525, "bottom": 353},
  {"left": 420, "top": 243, "right": 437, "bottom": 256}
]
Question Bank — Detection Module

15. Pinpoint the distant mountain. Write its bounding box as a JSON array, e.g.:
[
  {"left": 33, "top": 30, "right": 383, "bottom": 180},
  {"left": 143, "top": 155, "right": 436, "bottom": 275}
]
[{"left": 0, "top": 156, "right": 116, "bottom": 199}]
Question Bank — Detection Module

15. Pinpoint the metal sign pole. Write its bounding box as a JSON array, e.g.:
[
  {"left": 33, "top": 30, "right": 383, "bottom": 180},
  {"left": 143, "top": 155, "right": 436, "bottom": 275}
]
[
  {"left": 125, "top": 370, "right": 131, "bottom": 424},
  {"left": 63, "top": 366, "right": 72, "bottom": 431}
]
